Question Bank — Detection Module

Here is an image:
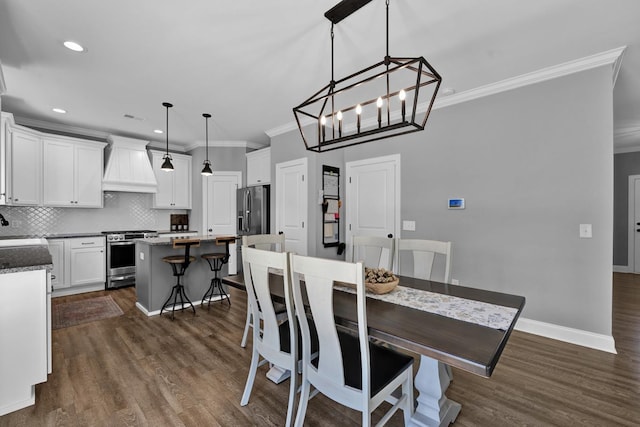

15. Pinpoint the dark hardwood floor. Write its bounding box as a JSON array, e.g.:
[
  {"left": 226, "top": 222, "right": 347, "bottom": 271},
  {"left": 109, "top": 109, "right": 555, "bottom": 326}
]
[{"left": 1, "top": 273, "right": 639, "bottom": 426}]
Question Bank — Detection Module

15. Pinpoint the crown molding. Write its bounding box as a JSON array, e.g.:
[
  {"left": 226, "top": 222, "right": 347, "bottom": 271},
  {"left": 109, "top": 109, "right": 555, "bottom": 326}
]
[
  {"left": 0, "top": 61, "right": 6, "bottom": 95},
  {"left": 184, "top": 140, "right": 266, "bottom": 152},
  {"left": 434, "top": 46, "right": 626, "bottom": 110},
  {"left": 266, "top": 46, "right": 627, "bottom": 139},
  {"left": 14, "top": 116, "right": 110, "bottom": 140}
]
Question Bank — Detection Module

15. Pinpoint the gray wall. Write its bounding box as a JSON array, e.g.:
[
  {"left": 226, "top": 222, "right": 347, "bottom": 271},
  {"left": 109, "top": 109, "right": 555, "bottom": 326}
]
[
  {"left": 613, "top": 151, "right": 640, "bottom": 266},
  {"left": 188, "top": 145, "right": 247, "bottom": 235},
  {"left": 271, "top": 66, "right": 614, "bottom": 336}
]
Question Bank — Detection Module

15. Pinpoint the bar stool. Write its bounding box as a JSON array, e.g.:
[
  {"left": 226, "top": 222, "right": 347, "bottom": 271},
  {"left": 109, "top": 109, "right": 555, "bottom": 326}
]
[
  {"left": 201, "top": 236, "right": 234, "bottom": 307},
  {"left": 160, "top": 238, "right": 200, "bottom": 319}
]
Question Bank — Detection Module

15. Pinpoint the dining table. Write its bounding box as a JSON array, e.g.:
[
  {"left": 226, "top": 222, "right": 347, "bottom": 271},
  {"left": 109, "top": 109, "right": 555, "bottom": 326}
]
[{"left": 222, "top": 272, "right": 525, "bottom": 427}]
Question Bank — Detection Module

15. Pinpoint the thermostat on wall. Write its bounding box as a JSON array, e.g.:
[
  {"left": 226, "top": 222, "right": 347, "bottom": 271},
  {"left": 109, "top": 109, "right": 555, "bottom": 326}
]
[{"left": 448, "top": 198, "right": 465, "bottom": 209}]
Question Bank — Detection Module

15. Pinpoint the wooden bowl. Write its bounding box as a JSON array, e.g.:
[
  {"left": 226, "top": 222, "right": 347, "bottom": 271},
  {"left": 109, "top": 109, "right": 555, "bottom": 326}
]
[{"left": 335, "top": 277, "right": 399, "bottom": 295}]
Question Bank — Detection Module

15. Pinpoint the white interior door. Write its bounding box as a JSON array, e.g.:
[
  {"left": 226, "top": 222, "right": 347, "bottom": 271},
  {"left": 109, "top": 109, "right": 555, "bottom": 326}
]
[
  {"left": 275, "top": 158, "right": 308, "bottom": 255},
  {"left": 203, "top": 171, "right": 241, "bottom": 274},
  {"left": 346, "top": 154, "right": 400, "bottom": 268}
]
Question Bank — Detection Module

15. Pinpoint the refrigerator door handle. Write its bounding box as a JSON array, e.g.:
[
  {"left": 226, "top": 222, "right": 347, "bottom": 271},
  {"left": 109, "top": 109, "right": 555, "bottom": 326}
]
[{"left": 246, "top": 190, "right": 251, "bottom": 232}]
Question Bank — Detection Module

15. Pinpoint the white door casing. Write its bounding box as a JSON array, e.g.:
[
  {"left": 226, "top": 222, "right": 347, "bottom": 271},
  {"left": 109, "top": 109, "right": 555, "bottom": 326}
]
[
  {"left": 345, "top": 154, "right": 401, "bottom": 270},
  {"left": 275, "top": 158, "right": 308, "bottom": 256},
  {"left": 202, "top": 171, "right": 242, "bottom": 274}
]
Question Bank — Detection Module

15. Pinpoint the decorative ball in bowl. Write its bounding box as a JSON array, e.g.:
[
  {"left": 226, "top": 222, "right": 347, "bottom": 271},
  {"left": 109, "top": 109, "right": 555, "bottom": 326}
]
[{"left": 364, "top": 267, "right": 399, "bottom": 294}]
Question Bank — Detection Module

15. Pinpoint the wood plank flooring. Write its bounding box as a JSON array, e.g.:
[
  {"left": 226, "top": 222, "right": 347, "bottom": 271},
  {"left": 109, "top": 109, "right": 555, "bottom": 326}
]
[{"left": 1, "top": 273, "right": 639, "bottom": 426}]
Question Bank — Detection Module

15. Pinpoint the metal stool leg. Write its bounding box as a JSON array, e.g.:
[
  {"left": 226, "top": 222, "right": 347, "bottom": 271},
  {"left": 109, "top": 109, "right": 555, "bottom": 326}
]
[
  {"left": 161, "top": 263, "right": 196, "bottom": 319},
  {"left": 202, "top": 257, "right": 231, "bottom": 307}
]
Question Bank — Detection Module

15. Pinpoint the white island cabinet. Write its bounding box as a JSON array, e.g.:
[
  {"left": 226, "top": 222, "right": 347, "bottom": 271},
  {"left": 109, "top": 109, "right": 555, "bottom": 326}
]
[{"left": 0, "top": 239, "right": 52, "bottom": 416}]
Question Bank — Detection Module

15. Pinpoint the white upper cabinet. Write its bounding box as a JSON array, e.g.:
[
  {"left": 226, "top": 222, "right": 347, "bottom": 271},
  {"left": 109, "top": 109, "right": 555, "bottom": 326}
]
[
  {"left": 7, "top": 126, "right": 42, "bottom": 206},
  {"left": 246, "top": 147, "right": 270, "bottom": 186},
  {"left": 150, "top": 150, "right": 192, "bottom": 209},
  {"left": 43, "top": 137, "right": 105, "bottom": 208}
]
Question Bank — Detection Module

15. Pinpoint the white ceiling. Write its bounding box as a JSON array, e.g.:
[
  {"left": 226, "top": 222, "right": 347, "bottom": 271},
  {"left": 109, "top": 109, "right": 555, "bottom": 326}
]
[{"left": 1, "top": 0, "right": 639, "bottom": 151}]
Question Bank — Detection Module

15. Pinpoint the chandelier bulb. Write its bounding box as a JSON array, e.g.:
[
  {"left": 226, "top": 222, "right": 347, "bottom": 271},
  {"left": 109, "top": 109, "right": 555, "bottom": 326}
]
[
  {"left": 356, "top": 104, "right": 362, "bottom": 115},
  {"left": 399, "top": 90, "right": 406, "bottom": 101}
]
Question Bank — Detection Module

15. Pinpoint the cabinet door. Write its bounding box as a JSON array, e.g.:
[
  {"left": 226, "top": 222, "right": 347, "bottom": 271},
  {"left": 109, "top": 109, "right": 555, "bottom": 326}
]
[
  {"left": 70, "top": 247, "right": 105, "bottom": 286},
  {"left": 75, "top": 144, "right": 103, "bottom": 207},
  {"left": 171, "top": 156, "right": 191, "bottom": 209},
  {"left": 246, "top": 148, "right": 270, "bottom": 186},
  {"left": 10, "top": 130, "right": 41, "bottom": 205},
  {"left": 152, "top": 152, "right": 175, "bottom": 208},
  {"left": 47, "top": 239, "right": 67, "bottom": 289},
  {"left": 43, "top": 139, "right": 75, "bottom": 206}
]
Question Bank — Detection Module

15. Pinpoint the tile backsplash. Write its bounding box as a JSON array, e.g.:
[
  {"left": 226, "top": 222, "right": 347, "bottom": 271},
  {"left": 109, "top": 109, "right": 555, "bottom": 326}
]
[{"left": 0, "top": 192, "right": 188, "bottom": 236}]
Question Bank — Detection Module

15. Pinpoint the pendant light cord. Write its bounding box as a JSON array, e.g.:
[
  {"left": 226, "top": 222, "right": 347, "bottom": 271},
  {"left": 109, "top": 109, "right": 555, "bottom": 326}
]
[
  {"left": 385, "top": 0, "right": 390, "bottom": 125},
  {"left": 165, "top": 104, "right": 170, "bottom": 156}
]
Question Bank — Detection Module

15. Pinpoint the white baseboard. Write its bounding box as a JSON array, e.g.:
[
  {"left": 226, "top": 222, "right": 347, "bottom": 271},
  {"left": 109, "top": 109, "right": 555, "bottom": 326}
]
[
  {"left": 135, "top": 294, "right": 229, "bottom": 317},
  {"left": 613, "top": 265, "right": 632, "bottom": 273},
  {"left": 515, "top": 317, "right": 617, "bottom": 354}
]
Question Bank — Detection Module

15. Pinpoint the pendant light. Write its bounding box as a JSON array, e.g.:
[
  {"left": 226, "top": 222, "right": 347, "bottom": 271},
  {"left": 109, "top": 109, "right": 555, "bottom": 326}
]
[
  {"left": 201, "top": 113, "right": 213, "bottom": 176},
  {"left": 161, "top": 102, "right": 174, "bottom": 171},
  {"left": 293, "top": 0, "right": 441, "bottom": 152}
]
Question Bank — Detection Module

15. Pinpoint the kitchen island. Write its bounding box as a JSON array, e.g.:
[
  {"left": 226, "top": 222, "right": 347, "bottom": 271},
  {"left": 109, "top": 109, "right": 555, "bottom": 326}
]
[{"left": 134, "top": 235, "right": 237, "bottom": 316}]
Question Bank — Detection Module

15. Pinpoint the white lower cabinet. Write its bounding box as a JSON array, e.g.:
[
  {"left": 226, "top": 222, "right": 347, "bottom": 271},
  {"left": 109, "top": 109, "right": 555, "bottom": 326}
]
[
  {"left": 47, "top": 236, "right": 106, "bottom": 295},
  {"left": 47, "top": 239, "right": 66, "bottom": 289}
]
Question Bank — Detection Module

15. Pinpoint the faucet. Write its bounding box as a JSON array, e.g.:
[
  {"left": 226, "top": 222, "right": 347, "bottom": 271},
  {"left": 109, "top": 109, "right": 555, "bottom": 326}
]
[{"left": 0, "top": 213, "right": 9, "bottom": 227}]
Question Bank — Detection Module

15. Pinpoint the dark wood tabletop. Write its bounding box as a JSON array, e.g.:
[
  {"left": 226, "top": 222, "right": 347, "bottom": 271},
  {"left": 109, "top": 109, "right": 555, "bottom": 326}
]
[{"left": 222, "top": 273, "right": 525, "bottom": 377}]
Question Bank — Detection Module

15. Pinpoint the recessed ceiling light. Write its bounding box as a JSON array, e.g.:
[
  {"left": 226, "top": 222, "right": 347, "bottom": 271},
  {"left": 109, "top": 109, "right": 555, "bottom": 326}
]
[
  {"left": 52, "top": 108, "right": 67, "bottom": 114},
  {"left": 63, "top": 41, "right": 85, "bottom": 52},
  {"left": 154, "top": 129, "right": 164, "bottom": 134},
  {"left": 440, "top": 88, "right": 456, "bottom": 96}
]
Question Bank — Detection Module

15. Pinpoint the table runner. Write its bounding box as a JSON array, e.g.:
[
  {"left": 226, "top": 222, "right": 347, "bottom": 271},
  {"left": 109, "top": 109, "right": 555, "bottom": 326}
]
[
  {"left": 268, "top": 268, "right": 517, "bottom": 331},
  {"left": 333, "top": 283, "right": 518, "bottom": 330}
]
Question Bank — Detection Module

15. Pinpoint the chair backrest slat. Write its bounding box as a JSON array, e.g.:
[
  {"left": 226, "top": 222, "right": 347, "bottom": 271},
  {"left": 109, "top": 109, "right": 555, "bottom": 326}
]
[
  {"left": 351, "top": 235, "right": 394, "bottom": 271},
  {"left": 242, "top": 234, "right": 285, "bottom": 253},
  {"left": 398, "top": 238, "right": 452, "bottom": 283}
]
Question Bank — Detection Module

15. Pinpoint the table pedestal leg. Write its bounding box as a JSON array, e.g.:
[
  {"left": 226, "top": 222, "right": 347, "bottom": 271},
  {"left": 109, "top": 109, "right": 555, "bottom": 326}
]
[{"left": 411, "top": 356, "right": 461, "bottom": 427}]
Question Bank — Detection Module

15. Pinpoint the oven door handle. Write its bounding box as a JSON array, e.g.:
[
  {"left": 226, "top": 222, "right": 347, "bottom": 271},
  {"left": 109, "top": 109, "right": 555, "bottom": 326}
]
[{"left": 108, "top": 241, "right": 136, "bottom": 246}]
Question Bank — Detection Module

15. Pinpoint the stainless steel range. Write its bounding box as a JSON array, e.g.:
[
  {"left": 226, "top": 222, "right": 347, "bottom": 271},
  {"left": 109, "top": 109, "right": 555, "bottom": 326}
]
[{"left": 103, "top": 230, "right": 158, "bottom": 289}]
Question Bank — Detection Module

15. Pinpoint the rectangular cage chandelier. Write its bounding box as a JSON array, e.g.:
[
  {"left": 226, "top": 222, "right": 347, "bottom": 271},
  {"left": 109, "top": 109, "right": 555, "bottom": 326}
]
[{"left": 293, "top": 0, "right": 442, "bottom": 153}]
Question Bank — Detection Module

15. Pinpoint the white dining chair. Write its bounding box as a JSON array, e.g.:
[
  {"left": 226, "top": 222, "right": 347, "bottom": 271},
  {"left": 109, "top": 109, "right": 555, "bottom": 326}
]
[
  {"left": 397, "top": 238, "right": 452, "bottom": 284},
  {"left": 397, "top": 238, "right": 454, "bottom": 381},
  {"left": 240, "top": 246, "right": 298, "bottom": 427},
  {"left": 351, "top": 235, "right": 395, "bottom": 271},
  {"left": 290, "top": 254, "right": 414, "bottom": 427},
  {"left": 240, "top": 234, "right": 287, "bottom": 348}
]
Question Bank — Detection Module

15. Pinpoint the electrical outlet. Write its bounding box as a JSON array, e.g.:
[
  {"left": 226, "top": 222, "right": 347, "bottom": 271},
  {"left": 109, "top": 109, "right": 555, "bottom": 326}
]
[
  {"left": 451, "top": 279, "right": 459, "bottom": 285},
  {"left": 402, "top": 220, "right": 416, "bottom": 231},
  {"left": 579, "top": 224, "right": 592, "bottom": 238},
  {"left": 139, "top": 252, "right": 145, "bottom": 260}
]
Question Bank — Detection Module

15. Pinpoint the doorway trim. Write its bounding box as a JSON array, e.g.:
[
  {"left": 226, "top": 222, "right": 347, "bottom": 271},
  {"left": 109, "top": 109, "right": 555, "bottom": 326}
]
[{"left": 626, "top": 174, "right": 640, "bottom": 273}]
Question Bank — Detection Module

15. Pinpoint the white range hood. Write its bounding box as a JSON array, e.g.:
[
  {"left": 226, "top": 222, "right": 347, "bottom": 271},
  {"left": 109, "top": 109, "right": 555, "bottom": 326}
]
[{"left": 102, "top": 135, "right": 157, "bottom": 193}]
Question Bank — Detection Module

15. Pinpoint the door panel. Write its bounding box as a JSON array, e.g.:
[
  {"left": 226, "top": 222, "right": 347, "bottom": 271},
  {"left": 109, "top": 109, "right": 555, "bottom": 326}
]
[
  {"left": 276, "top": 158, "right": 308, "bottom": 256},
  {"left": 346, "top": 155, "right": 400, "bottom": 267},
  {"left": 204, "top": 172, "right": 241, "bottom": 274}
]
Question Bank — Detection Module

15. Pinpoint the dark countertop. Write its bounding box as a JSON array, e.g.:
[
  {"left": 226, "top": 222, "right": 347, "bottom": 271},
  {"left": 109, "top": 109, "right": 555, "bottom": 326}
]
[
  {"left": 0, "top": 245, "right": 53, "bottom": 274},
  {"left": 0, "top": 233, "right": 104, "bottom": 240},
  {"left": 135, "top": 235, "right": 238, "bottom": 246}
]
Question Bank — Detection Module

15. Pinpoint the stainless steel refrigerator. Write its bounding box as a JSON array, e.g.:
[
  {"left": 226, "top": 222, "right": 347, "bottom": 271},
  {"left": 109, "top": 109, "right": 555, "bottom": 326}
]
[{"left": 237, "top": 185, "right": 270, "bottom": 236}]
